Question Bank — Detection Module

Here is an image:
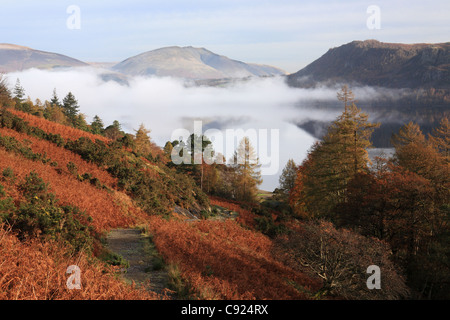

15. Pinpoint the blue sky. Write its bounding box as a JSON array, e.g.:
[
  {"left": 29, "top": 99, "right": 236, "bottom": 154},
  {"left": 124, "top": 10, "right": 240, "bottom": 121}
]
[{"left": 1, "top": 0, "right": 449, "bottom": 72}]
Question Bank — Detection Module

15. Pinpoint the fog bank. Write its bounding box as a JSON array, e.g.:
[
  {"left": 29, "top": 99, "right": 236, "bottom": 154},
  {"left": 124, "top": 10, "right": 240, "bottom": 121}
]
[{"left": 7, "top": 67, "right": 386, "bottom": 191}]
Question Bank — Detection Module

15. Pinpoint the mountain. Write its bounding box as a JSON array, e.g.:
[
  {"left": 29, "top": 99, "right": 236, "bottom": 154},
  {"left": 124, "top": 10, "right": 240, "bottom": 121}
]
[
  {"left": 0, "top": 43, "right": 87, "bottom": 73},
  {"left": 286, "top": 40, "right": 450, "bottom": 148},
  {"left": 112, "top": 46, "right": 286, "bottom": 79},
  {"left": 287, "top": 40, "right": 450, "bottom": 89}
]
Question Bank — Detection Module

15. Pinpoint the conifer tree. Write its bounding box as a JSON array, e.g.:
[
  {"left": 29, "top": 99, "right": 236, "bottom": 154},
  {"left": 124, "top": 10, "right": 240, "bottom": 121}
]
[
  {"left": 391, "top": 122, "right": 442, "bottom": 182},
  {"left": 50, "top": 88, "right": 60, "bottom": 107},
  {"left": 13, "top": 78, "right": 25, "bottom": 103},
  {"left": 429, "top": 117, "right": 449, "bottom": 166},
  {"left": 230, "top": 137, "right": 262, "bottom": 201},
  {"left": 90, "top": 115, "right": 104, "bottom": 135},
  {"left": 279, "top": 159, "right": 298, "bottom": 194},
  {"left": 294, "top": 86, "right": 379, "bottom": 219},
  {"left": 134, "top": 123, "right": 153, "bottom": 155},
  {"left": 0, "top": 74, "right": 11, "bottom": 107},
  {"left": 62, "top": 92, "right": 79, "bottom": 122}
]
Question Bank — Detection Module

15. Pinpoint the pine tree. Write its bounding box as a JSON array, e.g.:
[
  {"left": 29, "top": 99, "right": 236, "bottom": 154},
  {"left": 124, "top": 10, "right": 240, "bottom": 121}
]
[
  {"left": 50, "top": 88, "right": 60, "bottom": 107},
  {"left": 230, "top": 137, "right": 262, "bottom": 201},
  {"left": 62, "top": 92, "right": 79, "bottom": 122},
  {"left": 90, "top": 115, "right": 104, "bottom": 135},
  {"left": 13, "top": 79, "right": 25, "bottom": 103}
]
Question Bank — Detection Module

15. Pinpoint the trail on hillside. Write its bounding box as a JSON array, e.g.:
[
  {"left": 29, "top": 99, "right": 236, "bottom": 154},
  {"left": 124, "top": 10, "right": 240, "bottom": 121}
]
[{"left": 106, "top": 228, "right": 171, "bottom": 297}]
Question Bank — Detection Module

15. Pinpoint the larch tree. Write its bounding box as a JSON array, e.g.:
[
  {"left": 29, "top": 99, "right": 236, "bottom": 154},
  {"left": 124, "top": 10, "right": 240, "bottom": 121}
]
[
  {"left": 391, "top": 121, "right": 443, "bottom": 183},
  {"left": 134, "top": 123, "right": 153, "bottom": 155},
  {"left": 0, "top": 74, "right": 11, "bottom": 108},
  {"left": 230, "top": 137, "right": 262, "bottom": 202},
  {"left": 294, "top": 86, "right": 379, "bottom": 220},
  {"left": 429, "top": 117, "right": 449, "bottom": 168},
  {"left": 279, "top": 159, "right": 298, "bottom": 194}
]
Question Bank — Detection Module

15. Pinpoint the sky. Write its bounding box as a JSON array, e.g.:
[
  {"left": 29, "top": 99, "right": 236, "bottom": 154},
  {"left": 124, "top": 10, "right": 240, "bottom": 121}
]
[{"left": 1, "top": 0, "right": 449, "bottom": 73}]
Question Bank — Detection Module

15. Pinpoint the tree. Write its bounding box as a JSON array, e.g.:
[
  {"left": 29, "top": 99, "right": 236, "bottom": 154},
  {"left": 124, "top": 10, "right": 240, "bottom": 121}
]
[
  {"left": 134, "top": 123, "right": 153, "bottom": 155},
  {"left": 0, "top": 73, "right": 12, "bottom": 108},
  {"left": 43, "top": 104, "right": 67, "bottom": 124},
  {"left": 13, "top": 79, "right": 25, "bottom": 104},
  {"left": 275, "top": 220, "right": 410, "bottom": 299},
  {"left": 279, "top": 159, "right": 298, "bottom": 194},
  {"left": 182, "top": 133, "right": 213, "bottom": 191},
  {"left": 337, "top": 166, "right": 450, "bottom": 299},
  {"left": 104, "top": 120, "right": 124, "bottom": 140},
  {"left": 429, "top": 117, "right": 449, "bottom": 167},
  {"left": 336, "top": 84, "right": 356, "bottom": 109},
  {"left": 293, "top": 86, "right": 379, "bottom": 219},
  {"left": 62, "top": 92, "right": 79, "bottom": 122},
  {"left": 230, "top": 137, "right": 262, "bottom": 201},
  {"left": 50, "top": 88, "right": 60, "bottom": 107},
  {"left": 163, "top": 141, "right": 173, "bottom": 158},
  {"left": 90, "top": 115, "right": 104, "bottom": 135},
  {"left": 73, "top": 113, "right": 89, "bottom": 131},
  {"left": 392, "top": 122, "right": 443, "bottom": 183}
]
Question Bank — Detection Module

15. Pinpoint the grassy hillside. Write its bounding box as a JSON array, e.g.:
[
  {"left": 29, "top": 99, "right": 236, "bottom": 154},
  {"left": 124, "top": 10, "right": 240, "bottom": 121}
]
[{"left": 0, "top": 102, "right": 326, "bottom": 300}]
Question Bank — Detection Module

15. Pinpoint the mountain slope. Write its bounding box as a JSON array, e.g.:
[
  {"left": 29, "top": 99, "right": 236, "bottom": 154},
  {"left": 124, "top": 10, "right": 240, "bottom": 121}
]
[
  {"left": 287, "top": 40, "right": 450, "bottom": 89},
  {"left": 112, "top": 46, "right": 286, "bottom": 79},
  {"left": 0, "top": 43, "right": 88, "bottom": 72}
]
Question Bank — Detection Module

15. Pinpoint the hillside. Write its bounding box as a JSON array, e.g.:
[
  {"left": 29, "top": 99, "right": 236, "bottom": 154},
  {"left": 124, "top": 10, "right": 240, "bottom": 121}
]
[
  {"left": 287, "top": 40, "right": 450, "bottom": 89},
  {"left": 0, "top": 85, "right": 325, "bottom": 300},
  {"left": 0, "top": 43, "right": 87, "bottom": 73},
  {"left": 286, "top": 40, "right": 450, "bottom": 147},
  {"left": 112, "top": 46, "right": 286, "bottom": 79}
]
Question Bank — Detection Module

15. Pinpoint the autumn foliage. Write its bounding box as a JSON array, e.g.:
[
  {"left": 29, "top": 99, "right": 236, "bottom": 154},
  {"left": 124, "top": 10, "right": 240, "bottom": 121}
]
[
  {"left": 8, "top": 109, "right": 110, "bottom": 144},
  {"left": 145, "top": 215, "right": 321, "bottom": 299},
  {"left": 0, "top": 126, "right": 117, "bottom": 188},
  {"left": 209, "top": 196, "right": 257, "bottom": 228},
  {"left": 0, "top": 225, "right": 158, "bottom": 300}
]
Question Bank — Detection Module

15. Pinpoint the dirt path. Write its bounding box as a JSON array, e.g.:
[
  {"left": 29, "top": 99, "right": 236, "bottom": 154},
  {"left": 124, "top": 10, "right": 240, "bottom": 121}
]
[{"left": 106, "top": 228, "right": 170, "bottom": 297}]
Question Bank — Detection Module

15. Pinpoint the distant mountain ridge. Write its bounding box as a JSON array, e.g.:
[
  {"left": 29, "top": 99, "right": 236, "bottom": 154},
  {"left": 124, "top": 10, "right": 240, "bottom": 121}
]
[
  {"left": 287, "top": 40, "right": 450, "bottom": 89},
  {"left": 0, "top": 43, "right": 285, "bottom": 80},
  {"left": 112, "top": 46, "right": 286, "bottom": 79},
  {"left": 0, "top": 43, "right": 87, "bottom": 73}
]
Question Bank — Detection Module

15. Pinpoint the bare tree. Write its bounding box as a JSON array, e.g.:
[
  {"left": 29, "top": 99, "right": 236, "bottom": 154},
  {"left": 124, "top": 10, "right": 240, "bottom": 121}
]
[{"left": 275, "top": 220, "right": 410, "bottom": 299}]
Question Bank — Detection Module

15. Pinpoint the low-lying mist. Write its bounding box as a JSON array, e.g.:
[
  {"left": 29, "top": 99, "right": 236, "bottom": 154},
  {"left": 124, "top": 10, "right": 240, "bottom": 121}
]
[{"left": 6, "top": 67, "right": 395, "bottom": 191}]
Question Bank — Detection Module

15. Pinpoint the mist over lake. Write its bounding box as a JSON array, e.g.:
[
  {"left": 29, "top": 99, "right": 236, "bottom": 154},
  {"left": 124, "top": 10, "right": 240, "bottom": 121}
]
[{"left": 6, "top": 67, "right": 394, "bottom": 191}]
